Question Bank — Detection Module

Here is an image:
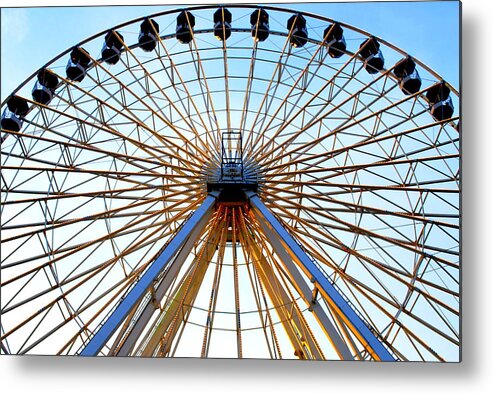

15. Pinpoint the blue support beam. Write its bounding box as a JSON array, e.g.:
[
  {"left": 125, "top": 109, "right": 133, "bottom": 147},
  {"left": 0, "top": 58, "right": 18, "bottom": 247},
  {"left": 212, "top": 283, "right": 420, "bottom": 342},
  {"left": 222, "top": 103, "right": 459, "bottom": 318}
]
[
  {"left": 80, "top": 193, "right": 218, "bottom": 356},
  {"left": 251, "top": 207, "right": 353, "bottom": 360},
  {"left": 245, "top": 191, "right": 395, "bottom": 361},
  {"left": 112, "top": 202, "right": 214, "bottom": 356}
]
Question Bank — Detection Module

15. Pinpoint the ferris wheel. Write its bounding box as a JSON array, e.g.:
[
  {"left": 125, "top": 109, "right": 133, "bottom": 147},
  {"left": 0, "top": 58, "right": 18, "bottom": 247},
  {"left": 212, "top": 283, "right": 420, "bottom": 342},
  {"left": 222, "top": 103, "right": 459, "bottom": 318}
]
[{"left": 0, "top": 4, "right": 460, "bottom": 361}]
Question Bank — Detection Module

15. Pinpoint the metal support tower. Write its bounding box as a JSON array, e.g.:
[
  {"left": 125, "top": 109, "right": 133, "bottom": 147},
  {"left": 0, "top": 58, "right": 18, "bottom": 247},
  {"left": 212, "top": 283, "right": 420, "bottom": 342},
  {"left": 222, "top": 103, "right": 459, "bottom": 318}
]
[
  {"left": 81, "top": 124, "right": 394, "bottom": 359},
  {"left": 80, "top": 192, "right": 219, "bottom": 356},
  {"left": 245, "top": 190, "right": 395, "bottom": 361}
]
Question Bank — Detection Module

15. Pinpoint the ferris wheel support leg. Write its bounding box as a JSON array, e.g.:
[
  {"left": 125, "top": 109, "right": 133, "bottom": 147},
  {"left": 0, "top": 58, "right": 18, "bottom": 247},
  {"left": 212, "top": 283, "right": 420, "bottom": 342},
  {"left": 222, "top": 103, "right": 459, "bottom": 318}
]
[
  {"left": 111, "top": 206, "right": 215, "bottom": 356},
  {"left": 250, "top": 213, "right": 353, "bottom": 360},
  {"left": 80, "top": 192, "right": 219, "bottom": 356},
  {"left": 245, "top": 191, "right": 395, "bottom": 361}
]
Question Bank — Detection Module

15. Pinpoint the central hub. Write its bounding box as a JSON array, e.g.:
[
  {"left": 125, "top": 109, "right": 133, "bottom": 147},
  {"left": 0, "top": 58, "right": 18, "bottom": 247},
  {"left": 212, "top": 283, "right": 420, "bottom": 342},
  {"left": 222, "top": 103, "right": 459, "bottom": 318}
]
[
  {"left": 207, "top": 163, "right": 258, "bottom": 203},
  {"left": 206, "top": 131, "right": 258, "bottom": 203}
]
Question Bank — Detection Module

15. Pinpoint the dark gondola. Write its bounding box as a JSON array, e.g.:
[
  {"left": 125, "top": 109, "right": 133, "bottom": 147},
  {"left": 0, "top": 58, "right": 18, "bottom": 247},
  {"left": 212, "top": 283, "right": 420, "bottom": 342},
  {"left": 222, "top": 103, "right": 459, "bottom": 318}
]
[
  {"left": 1, "top": 96, "right": 29, "bottom": 132},
  {"left": 250, "top": 8, "right": 269, "bottom": 42},
  {"left": 287, "top": 13, "right": 308, "bottom": 48},
  {"left": 323, "top": 23, "right": 346, "bottom": 58},
  {"left": 425, "top": 82, "right": 454, "bottom": 121},
  {"left": 393, "top": 57, "right": 422, "bottom": 95},
  {"left": 214, "top": 7, "right": 232, "bottom": 41},
  {"left": 66, "top": 46, "right": 91, "bottom": 82},
  {"left": 139, "top": 18, "right": 160, "bottom": 52},
  {"left": 176, "top": 10, "right": 195, "bottom": 44},
  {"left": 360, "top": 37, "right": 385, "bottom": 74},
  {"left": 101, "top": 30, "right": 124, "bottom": 65},
  {"left": 32, "top": 69, "right": 59, "bottom": 105}
]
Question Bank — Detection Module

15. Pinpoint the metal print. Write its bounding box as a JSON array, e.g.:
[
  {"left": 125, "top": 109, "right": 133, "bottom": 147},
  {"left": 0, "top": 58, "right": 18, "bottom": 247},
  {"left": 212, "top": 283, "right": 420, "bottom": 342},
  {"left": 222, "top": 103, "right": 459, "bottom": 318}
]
[{"left": 0, "top": 1, "right": 460, "bottom": 361}]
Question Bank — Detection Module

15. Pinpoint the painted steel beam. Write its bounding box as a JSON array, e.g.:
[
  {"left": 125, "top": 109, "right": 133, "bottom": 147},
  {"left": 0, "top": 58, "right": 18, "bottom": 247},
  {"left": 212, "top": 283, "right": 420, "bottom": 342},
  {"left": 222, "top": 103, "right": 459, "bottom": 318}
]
[
  {"left": 247, "top": 236, "right": 325, "bottom": 359},
  {"left": 110, "top": 203, "right": 215, "bottom": 356},
  {"left": 245, "top": 190, "right": 395, "bottom": 361},
  {"left": 80, "top": 193, "right": 218, "bottom": 356},
  {"left": 138, "top": 225, "right": 223, "bottom": 357},
  {"left": 252, "top": 212, "right": 353, "bottom": 360}
]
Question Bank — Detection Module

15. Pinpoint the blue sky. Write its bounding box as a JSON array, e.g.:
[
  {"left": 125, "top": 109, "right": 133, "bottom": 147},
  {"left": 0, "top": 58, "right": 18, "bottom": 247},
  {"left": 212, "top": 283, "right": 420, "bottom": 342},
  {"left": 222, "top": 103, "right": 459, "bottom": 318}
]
[{"left": 1, "top": 1, "right": 460, "bottom": 102}]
